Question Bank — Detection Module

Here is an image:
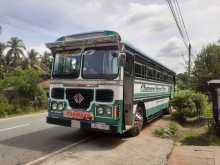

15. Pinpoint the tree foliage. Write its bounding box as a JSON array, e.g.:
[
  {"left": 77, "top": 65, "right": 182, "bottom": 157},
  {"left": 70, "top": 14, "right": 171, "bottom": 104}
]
[
  {"left": 170, "top": 90, "right": 211, "bottom": 122},
  {"left": 191, "top": 44, "right": 220, "bottom": 93},
  {"left": 0, "top": 69, "right": 47, "bottom": 117},
  {"left": 5, "top": 37, "right": 26, "bottom": 70},
  {"left": 176, "top": 72, "right": 188, "bottom": 90},
  {"left": 0, "top": 42, "right": 6, "bottom": 79},
  {"left": 0, "top": 37, "right": 52, "bottom": 117}
]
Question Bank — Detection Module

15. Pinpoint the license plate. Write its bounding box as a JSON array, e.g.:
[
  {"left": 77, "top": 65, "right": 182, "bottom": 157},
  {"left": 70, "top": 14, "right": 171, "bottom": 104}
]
[
  {"left": 71, "top": 120, "right": 81, "bottom": 128},
  {"left": 91, "top": 123, "right": 110, "bottom": 130},
  {"left": 64, "top": 111, "right": 92, "bottom": 120}
]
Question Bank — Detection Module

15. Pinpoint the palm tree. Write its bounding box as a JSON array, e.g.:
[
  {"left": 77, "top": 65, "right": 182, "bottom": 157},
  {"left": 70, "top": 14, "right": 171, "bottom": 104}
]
[
  {"left": 0, "top": 42, "right": 5, "bottom": 79},
  {"left": 28, "top": 49, "right": 39, "bottom": 69},
  {"left": 5, "top": 37, "right": 26, "bottom": 69},
  {"left": 40, "top": 51, "right": 53, "bottom": 73}
]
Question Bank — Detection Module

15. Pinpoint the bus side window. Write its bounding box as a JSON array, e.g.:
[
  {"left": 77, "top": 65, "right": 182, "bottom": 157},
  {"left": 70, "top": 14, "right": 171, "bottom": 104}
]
[
  {"left": 124, "top": 54, "right": 133, "bottom": 76},
  {"left": 134, "top": 63, "right": 142, "bottom": 78}
]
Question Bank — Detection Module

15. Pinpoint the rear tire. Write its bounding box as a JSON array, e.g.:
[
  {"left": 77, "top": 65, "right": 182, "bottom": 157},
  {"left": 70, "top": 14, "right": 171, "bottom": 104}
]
[{"left": 127, "top": 106, "right": 144, "bottom": 137}]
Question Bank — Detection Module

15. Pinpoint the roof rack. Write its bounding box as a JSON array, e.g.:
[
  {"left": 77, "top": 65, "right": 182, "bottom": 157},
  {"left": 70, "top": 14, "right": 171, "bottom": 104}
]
[{"left": 46, "top": 30, "right": 121, "bottom": 49}]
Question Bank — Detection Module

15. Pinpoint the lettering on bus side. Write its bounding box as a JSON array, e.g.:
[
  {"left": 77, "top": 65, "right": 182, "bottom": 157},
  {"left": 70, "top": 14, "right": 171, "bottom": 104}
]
[{"left": 140, "top": 84, "right": 168, "bottom": 93}]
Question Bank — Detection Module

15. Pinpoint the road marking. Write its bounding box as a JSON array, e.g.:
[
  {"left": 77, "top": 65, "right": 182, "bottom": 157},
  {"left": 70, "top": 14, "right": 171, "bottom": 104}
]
[
  {"left": 24, "top": 135, "right": 97, "bottom": 165},
  {"left": 0, "top": 123, "right": 30, "bottom": 132}
]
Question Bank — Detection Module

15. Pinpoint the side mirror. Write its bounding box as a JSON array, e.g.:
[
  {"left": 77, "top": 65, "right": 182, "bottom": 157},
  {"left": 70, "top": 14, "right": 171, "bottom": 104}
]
[{"left": 119, "top": 52, "right": 126, "bottom": 66}]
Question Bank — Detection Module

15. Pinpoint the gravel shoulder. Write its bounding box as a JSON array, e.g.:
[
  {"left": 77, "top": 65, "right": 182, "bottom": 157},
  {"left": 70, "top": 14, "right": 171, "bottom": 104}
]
[
  {"left": 168, "top": 145, "right": 220, "bottom": 165},
  {"left": 37, "top": 118, "right": 174, "bottom": 165}
]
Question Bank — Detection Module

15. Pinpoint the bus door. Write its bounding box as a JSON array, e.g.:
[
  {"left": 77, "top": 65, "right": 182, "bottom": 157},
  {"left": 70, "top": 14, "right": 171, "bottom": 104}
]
[{"left": 124, "top": 53, "right": 134, "bottom": 129}]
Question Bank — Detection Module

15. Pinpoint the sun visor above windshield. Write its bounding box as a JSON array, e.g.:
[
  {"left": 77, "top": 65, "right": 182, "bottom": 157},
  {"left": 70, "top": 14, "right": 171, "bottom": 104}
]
[{"left": 46, "top": 31, "right": 121, "bottom": 51}]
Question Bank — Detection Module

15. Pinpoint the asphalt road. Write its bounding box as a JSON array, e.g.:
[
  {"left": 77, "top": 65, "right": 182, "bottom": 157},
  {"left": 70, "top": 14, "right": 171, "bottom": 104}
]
[{"left": 0, "top": 113, "right": 93, "bottom": 165}]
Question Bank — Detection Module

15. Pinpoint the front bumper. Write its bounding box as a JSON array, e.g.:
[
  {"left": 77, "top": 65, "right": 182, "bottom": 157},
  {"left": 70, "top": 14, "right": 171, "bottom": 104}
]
[{"left": 46, "top": 117, "right": 118, "bottom": 133}]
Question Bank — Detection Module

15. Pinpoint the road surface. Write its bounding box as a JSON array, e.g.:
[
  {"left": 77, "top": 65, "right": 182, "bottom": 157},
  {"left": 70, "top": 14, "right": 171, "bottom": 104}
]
[
  {"left": 0, "top": 113, "right": 93, "bottom": 165},
  {"left": 0, "top": 113, "right": 174, "bottom": 165}
]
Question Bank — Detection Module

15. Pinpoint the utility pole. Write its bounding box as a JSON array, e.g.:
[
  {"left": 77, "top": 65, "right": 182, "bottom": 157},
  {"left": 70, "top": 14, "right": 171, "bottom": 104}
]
[{"left": 188, "top": 43, "right": 191, "bottom": 85}]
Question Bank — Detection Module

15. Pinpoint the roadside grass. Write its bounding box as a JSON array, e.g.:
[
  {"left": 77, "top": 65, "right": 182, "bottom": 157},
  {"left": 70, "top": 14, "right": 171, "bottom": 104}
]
[
  {"left": 154, "top": 117, "right": 220, "bottom": 146},
  {"left": 154, "top": 122, "right": 178, "bottom": 139},
  {"left": 0, "top": 109, "right": 46, "bottom": 119},
  {"left": 180, "top": 125, "right": 220, "bottom": 146}
]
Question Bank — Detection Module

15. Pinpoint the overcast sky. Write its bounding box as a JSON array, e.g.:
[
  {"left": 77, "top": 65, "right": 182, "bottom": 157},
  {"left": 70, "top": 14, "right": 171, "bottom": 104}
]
[{"left": 0, "top": 0, "right": 220, "bottom": 73}]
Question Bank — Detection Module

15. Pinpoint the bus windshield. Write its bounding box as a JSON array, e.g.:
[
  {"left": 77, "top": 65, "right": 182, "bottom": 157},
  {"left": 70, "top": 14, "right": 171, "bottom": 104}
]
[
  {"left": 82, "top": 49, "right": 118, "bottom": 79},
  {"left": 53, "top": 51, "right": 81, "bottom": 78}
]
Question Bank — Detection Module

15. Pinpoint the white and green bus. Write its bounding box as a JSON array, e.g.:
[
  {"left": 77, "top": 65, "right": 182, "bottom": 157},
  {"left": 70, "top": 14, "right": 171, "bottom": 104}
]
[{"left": 46, "top": 31, "right": 175, "bottom": 136}]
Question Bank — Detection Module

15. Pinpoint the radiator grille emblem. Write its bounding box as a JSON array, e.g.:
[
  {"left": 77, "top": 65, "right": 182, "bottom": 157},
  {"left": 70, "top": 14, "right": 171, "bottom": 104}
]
[{"left": 73, "top": 93, "right": 84, "bottom": 104}]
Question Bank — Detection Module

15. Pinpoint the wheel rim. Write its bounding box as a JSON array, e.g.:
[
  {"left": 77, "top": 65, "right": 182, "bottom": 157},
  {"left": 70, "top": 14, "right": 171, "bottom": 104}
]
[{"left": 135, "top": 111, "right": 143, "bottom": 131}]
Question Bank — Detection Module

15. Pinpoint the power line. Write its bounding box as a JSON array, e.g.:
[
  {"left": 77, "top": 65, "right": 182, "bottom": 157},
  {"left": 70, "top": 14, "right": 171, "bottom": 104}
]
[
  {"left": 166, "top": 0, "right": 188, "bottom": 48},
  {"left": 166, "top": 0, "right": 192, "bottom": 84},
  {"left": 173, "top": 0, "right": 190, "bottom": 43}
]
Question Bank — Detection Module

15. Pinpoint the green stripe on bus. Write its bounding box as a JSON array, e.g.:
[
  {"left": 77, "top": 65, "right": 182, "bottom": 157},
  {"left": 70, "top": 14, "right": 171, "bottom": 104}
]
[
  {"left": 134, "top": 92, "right": 170, "bottom": 99},
  {"left": 146, "top": 103, "right": 169, "bottom": 117}
]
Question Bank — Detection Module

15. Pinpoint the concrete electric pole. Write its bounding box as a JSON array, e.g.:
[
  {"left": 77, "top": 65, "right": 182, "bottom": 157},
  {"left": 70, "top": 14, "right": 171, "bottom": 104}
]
[{"left": 188, "top": 43, "right": 191, "bottom": 85}]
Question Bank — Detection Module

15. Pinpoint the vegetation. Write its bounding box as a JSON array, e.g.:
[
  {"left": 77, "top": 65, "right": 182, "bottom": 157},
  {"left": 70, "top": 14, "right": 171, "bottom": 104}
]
[
  {"left": 153, "top": 42, "right": 220, "bottom": 147},
  {"left": 176, "top": 72, "right": 188, "bottom": 90},
  {"left": 170, "top": 89, "right": 212, "bottom": 122},
  {"left": 154, "top": 122, "right": 178, "bottom": 138},
  {"left": 181, "top": 125, "right": 220, "bottom": 146},
  {"left": 154, "top": 118, "right": 220, "bottom": 146},
  {"left": 191, "top": 44, "right": 220, "bottom": 93},
  {"left": 0, "top": 37, "right": 52, "bottom": 118}
]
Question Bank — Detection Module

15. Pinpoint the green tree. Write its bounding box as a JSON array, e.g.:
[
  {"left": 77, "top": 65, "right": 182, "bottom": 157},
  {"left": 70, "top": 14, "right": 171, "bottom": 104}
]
[
  {"left": 5, "top": 37, "right": 26, "bottom": 70},
  {"left": 28, "top": 49, "right": 39, "bottom": 69},
  {"left": 176, "top": 72, "right": 188, "bottom": 90},
  {"left": 0, "top": 42, "right": 5, "bottom": 79},
  {"left": 191, "top": 44, "right": 220, "bottom": 93},
  {"left": 40, "top": 51, "right": 53, "bottom": 73},
  {"left": 0, "top": 69, "right": 47, "bottom": 111}
]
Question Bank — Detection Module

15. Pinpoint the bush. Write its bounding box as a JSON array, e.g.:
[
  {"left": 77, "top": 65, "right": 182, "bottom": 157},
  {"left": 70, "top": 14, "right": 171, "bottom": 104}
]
[
  {"left": 170, "top": 90, "right": 211, "bottom": 122},
  {"left": 0, "top": 69, "right": 47, "bottom": 117},
  {"left": 154, "top": 122, "right": 178, "bottom": 138},
  {"left": 0, "top": 96, "right": 13, "bottom": 117}
]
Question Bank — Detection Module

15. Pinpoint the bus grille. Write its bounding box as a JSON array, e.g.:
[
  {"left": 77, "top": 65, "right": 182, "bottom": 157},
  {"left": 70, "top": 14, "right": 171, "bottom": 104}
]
[
  {"left": 66, "top": 89, "right": 94, "bottom": 109},
  {"left": 96, "top": 89, "right": 113, "bottom": 102}
]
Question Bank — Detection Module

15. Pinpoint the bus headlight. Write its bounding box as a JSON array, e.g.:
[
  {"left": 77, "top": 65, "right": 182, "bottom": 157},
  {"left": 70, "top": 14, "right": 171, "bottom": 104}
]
[
  {"left": 51, "top": 101, "right": 65, "bottom": 111},
  {"left": 106, "top": 107, "right": 112, "bottom": 115},
  {"left": 51, "top": 102, "right": 58, "bottom": 110},
  {"left": 96, "top": 105, "right": 112, "bottom": 117},
  {"left": 57, "top": 102, "right": 64, "bottom": 110},
  {"left": 97, "top": 107, "right": 104, "bottom": 115}
]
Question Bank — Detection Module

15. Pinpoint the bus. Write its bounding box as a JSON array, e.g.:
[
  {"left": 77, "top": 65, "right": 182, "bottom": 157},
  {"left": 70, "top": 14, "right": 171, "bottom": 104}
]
[{"left": 46, "top": 31, "right": 175, "bottom": 136}]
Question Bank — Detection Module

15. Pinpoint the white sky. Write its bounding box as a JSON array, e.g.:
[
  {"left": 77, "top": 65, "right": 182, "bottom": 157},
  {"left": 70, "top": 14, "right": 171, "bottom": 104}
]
[{"left": 0, "top": 0, "right": 220, "bottom": 73}]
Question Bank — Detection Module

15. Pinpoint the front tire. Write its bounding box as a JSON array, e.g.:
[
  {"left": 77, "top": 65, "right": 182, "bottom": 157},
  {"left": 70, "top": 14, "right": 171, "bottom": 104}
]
[{"left": 127, "top": 106, "right": 144, "bottom": 137}]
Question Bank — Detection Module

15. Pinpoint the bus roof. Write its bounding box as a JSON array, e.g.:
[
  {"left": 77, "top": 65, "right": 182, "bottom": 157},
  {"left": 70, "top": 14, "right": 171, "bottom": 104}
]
[
  {"left": 47, "top": 30, "right": 175, "bottom": 75},
  {"left": 56, "top": 30, "right": 121, "bottom": 42}
]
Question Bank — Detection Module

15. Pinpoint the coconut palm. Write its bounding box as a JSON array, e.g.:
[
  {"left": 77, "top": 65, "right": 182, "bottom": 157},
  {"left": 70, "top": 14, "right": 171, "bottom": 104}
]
[
  {"left": 5, "top": 37, "right": 26, "bottom": 69},
  {"left": 40, "top": 51, "right": 53, "bottom": 73},
  {"left": 28, "top": 49, "right": 39, "bottom": 69}
]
